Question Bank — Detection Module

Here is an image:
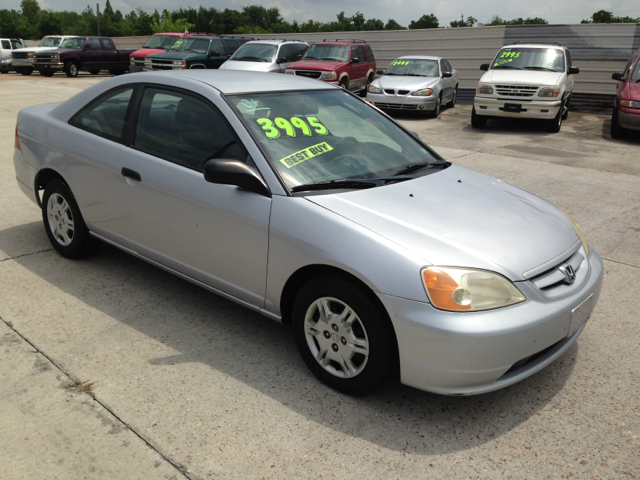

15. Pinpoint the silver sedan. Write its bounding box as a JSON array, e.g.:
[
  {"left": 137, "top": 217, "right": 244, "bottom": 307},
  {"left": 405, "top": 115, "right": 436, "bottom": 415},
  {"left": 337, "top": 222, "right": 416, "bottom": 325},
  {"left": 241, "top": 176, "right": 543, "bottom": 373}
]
[
  {"left": 367, "top": 56, "right": 459, "bottom": 117},
  {"left": 13, "top": 70, "right": 602, "bottom": 396}
]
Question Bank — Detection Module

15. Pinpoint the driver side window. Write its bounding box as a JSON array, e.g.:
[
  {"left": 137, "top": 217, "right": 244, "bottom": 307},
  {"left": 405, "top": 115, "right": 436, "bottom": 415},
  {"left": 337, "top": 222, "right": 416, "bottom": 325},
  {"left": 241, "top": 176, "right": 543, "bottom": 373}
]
[{"left": 134, "top": 88, "right": 247, "bottom": 171}]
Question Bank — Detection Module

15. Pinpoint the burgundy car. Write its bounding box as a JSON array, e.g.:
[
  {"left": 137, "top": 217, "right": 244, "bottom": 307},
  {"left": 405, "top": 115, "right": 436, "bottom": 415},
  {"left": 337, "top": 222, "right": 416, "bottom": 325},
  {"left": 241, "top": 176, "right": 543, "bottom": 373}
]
[
  {"left": 611, "top": 49, "right": 640, "bottom": 139},
  {"left": 285, "top": 40, "right": 376, "bottom": 94}
]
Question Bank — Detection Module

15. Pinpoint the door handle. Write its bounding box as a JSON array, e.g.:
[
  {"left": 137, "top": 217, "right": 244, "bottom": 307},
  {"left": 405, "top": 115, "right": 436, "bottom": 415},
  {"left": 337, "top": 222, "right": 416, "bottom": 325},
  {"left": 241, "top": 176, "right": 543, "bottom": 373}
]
[{"left": 121, "top": 167, "right": 141, "bottom": 182}]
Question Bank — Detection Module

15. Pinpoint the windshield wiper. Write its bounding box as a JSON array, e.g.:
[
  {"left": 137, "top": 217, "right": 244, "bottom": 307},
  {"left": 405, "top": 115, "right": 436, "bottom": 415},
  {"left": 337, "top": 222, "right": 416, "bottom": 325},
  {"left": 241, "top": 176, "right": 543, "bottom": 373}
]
[
  {"left": 523, "top": 66, "right": 557, "bottom": 72},
  {"left": 291, "top": 179, "right": 377, "bottom": 193},
  {"left": 320, "top": 57, "right": 340, "bottom": 61},
  {"left": 303, "top": 56, "right": 317, "bottom": 60},
  {"left": 236, "top": 56, "right": 268, "bottom": 62},
  {"left": 393, "top": 161, "right": 449, "bottom": 176},
  {"left": 492, "top": 65, "right": 521, "bottom": 69}
]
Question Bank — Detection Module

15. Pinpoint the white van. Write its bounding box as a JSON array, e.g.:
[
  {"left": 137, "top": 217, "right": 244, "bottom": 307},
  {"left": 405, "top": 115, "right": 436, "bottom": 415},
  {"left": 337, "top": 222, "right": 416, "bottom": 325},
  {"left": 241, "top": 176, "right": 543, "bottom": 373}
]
[
  {"left": 472, "top": 43, "right": 579, "bottom": 133},
  {"left": 219, "top": 39, "right": 308, "bottom": 74}
]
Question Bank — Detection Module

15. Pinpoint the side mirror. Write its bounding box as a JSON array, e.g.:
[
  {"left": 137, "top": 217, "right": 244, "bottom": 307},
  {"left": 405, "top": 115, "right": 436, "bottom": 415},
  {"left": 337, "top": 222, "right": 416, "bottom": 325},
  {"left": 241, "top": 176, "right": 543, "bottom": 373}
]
[
  {"left": 351, "top": 57, "right": 360, "bottom": 64},
  {"left": 611, "top": 72, "right": 624, "bottom": 81},
  {"left": 376, "top": 69, "right": 385, "bottom": 75},
  {"left": 568, "top": 66, "right": 580, "bottom": 75},
  {"left": 277, "top": 56, "right": 287, "bottom": 64},
  {"left": 82, "top": 45, "right": 88, "bottom": 51},
  {"left": 442, "top": 71, "right": 453, "bottom": 78},
  {"left": 208, "top": 51, "right": 220, "bottom": 57},
  {"left": 409, "top": 131, "right": 420, "bottom": 139},
  {"left": 480, "top": 63, "right": 489, "bottom": 71},
  {"left": 203, "top": 159, "right": 270, "bottom": 197}
]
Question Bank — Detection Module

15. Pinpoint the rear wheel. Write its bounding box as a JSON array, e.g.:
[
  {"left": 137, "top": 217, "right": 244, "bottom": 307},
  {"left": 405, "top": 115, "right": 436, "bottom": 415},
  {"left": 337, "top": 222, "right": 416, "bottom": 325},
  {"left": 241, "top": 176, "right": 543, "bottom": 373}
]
[
  {"left": 293, "top": 276, "right": 397, "bottom": 396},
  {"left": 108, "top": 68, "right": 126, "bottom": 76},
  {"left": 610, "top": 108, "right": 627, "bottom": 139},
  {"left": 41, "top": 70, "right": 54, "bottom": 77},
  {"left": 88, "top": 69, "right": 100, "bottom": 75},
  {"left": 65, "top": 61, "right": 79, "bottom": 78},
  {"left": 0, "top": 71, "right": 7, "bottom": 74},
  {"left": 471, "top": 107, "right": 487, "bottom": 128},
  {"left": 41, "top": 179, "right": 98, "bottom": 258}
]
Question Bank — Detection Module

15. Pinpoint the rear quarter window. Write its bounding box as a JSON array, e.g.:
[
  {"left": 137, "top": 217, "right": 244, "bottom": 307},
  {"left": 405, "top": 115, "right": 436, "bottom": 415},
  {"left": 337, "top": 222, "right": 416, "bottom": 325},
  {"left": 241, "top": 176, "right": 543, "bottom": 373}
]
[{"left": 69, "top": 86, "right": 135, "bottom": 143}]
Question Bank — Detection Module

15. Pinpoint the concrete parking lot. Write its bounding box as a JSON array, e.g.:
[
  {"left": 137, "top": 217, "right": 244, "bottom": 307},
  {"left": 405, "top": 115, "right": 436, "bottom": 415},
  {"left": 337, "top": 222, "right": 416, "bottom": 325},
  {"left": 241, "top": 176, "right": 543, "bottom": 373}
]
[{"left": 0, "top": 72, "right": 638, "bottom": 479}]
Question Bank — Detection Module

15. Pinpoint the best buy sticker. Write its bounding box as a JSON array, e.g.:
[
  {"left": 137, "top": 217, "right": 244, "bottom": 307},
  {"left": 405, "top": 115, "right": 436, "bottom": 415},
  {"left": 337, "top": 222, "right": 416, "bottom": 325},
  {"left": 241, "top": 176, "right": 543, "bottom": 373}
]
[{"left": 279, "top": 142, "right": 333, "bottom": 169}]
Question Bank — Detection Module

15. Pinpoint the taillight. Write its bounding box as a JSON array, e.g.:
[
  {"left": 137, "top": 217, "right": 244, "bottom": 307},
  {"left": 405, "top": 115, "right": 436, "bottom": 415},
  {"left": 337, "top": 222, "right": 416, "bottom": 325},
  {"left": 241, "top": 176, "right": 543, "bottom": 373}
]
[{"left": 15, "top": 126, "right": 21, "bottom": 150}]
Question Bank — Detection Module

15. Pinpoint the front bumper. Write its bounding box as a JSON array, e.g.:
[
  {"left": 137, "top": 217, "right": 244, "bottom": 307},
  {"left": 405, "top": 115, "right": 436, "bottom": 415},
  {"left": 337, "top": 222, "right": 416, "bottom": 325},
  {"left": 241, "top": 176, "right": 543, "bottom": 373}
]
[
  {"left": 367, "top": 92, "right": 437, "bottom": 112},
  {"left": 618, "top": 109, "right": 640, "bottom": 131},
  {"left": 35, "top": 63, "right": 64, "bottom": 71},
  {"left": 378, "top": 250, "right": 603, "bottom": 395},
  {"left": 11, "top": 59, "right": 32, "bottom": 67},
  {"left": 474, "top": 96, "right": 562, "bottom": 119},
  {"left": 129, "top": 64, "right": 145, "bottom": 73}
]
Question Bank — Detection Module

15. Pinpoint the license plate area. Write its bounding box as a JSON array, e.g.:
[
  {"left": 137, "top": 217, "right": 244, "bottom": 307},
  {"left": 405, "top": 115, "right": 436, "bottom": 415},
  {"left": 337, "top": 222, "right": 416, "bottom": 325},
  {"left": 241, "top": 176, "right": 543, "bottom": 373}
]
[
  {"left": 503, "top": 103, "right": 523, "bottom": 112},
  {"left": 568, "top": 294, "right": 593, "bottom": 337}
]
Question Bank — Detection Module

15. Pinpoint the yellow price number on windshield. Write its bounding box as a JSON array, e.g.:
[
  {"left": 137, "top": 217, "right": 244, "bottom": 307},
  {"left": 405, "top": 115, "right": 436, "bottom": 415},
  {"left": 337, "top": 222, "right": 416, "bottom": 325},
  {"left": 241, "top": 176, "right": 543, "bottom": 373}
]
[{"left": 256, "top": 116, "right": 329, "bottom": 139}]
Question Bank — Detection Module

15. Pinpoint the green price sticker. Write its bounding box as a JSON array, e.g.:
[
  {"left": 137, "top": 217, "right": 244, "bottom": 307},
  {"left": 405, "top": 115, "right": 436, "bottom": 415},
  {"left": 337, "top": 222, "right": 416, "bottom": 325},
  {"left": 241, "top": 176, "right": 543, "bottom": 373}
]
[
  {"left": 393, "top": 60, "right": 410, "bottom": 66},
  {"left": 279, "top": 142, "right": 333, "bottom": 169},
  {"left": 494, "top": 59, "right": 513, "bottom": 67},
  {"left": 499, "top": 51, "right": 521, "bottom": 59},
  {"left": 172, "top": 40, "right": 183, "bottom": 48},
  {"left": 256, "top": 116, "right": 329, "bottom": 140}
]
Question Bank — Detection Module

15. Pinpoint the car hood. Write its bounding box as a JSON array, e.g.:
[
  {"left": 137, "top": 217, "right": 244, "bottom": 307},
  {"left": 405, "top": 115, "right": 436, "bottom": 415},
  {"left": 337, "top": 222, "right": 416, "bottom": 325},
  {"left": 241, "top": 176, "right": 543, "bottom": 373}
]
[
  {"left": 12, "top": 46, "right": 60, "bottom": 53},
  {"left": 148, "top": 51, "right": 203, "bottom": 60},
  {"left": 373, "top": 75, "right": 439, "bottom": 91},
  {"left": 305, "top": 164, "right": 578, "bottom": 281},
  {"left": 289, "top": 59, "right": 346, "bottom": 71},
  {"left": 131, "top": 48, "right": 167, "bottom": 58},
  {"left": 480, "top": 69, "right": 563, "bottom": 87},
  {"left": 219, "top": 60, "right": 276, "bottom": 72}
]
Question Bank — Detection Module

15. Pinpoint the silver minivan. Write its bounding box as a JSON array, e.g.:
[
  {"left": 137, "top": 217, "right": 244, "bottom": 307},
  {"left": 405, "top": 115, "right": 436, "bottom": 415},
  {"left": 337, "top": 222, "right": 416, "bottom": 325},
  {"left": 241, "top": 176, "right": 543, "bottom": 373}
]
[{"left": 219, "top": 39, "right": 307, "bottom": 73}]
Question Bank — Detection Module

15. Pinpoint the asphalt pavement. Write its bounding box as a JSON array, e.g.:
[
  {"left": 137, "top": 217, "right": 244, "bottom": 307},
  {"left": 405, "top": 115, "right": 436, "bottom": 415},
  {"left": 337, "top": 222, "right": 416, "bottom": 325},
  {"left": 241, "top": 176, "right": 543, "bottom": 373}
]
[{"left": 0, "top": 72, "right": 638, "bottom": 479}]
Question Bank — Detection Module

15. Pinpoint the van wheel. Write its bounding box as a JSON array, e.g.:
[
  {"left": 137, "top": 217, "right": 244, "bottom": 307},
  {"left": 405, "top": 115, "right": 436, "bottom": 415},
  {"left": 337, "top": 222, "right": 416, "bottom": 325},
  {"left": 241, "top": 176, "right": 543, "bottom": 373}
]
[
  {"left": 546, "top": 100, "right": 563, "bottom": 133},
  {"left": 65, "top": 61, "right": 79, "bottom": 77},
  {"left": 561, "top": 95, "right": 570, "bottom": 120},
  {"left": 610, "top": 108, "right": 627, "bottom": 139},
  {"left": 471, "top": 107, "right": 487, "bottom": 128},
  {"left": 42, "top": 179, "right": 98, "bottom": 258},
  {"left": 339, "top": 78, "right": 348, "bottom": 90},
  {"left": 293, "top": 275, "right": 397, "bottom": 396}
]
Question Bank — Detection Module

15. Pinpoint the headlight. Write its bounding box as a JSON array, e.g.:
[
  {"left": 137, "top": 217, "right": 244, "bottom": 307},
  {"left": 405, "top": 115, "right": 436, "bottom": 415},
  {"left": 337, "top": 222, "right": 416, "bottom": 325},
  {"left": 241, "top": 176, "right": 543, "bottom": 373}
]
[
  {"left": 144, "top": 59, "right": 152, "bottom": 66},
  {"left": 476, "top": 84, "right": 493, "bottom": 94},
  {"left": 411, "top": 88, "right": 433, "bottom": 96},
  {"left": 28, "top": 53, "right": 34, "bottom": 59},
  {"left": 130, "top": 57, "right": 135, "bottom": 65},
  {"left": 320, "top": 71, "right": 337, "bottom": 80},
  {"left": 172, "top": 60, "right": 185, "bottom": 65},
  {"left": 54, "top": 54, "right": 60, "bottom": 61},
  {"left": 620, "top": 100, "right": 640, "bottom": 109},
  {"left": 368, "top": 85, "right": 382, "bottom": 94},
  {"left": 284, "top": 69, "right": 294, "bottom": 75},
  {"left": 421, "top": 267, "right": 526, "bottom": 312},
  {"left": 562, "top": 210, "right": 590, "bottom": 257},
  {"left": 538, "top": 88, "right": 560, "bottom": 97}
]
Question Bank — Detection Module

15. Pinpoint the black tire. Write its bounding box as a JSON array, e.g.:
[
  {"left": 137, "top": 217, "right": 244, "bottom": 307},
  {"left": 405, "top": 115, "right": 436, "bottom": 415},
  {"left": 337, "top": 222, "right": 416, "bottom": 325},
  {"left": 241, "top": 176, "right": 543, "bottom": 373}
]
[
  {"left": 42, "top": 179, "right": 98, "bottom": 259},
  {"left": 610, "top": 108, "right": 627, "bottom": 139},
  {"left": 292, "top": 275, "right": 397, "bottom": 396},
  {"left": 88, "top": 69, "right": 100, "bottom": 75},
  {"left": 430, "top": 93, "right": 442, "bottom": 118},
  {"left": 65, "top": 61, "right": 79, "bottom": 78},
  {"left": 545, "top": 100, "right": 563, "bottom": 133},
  {"left": 561, "top": 95, "right": 570, "bottom": 120},
  {"left": 446, "top": 86, "right": 458, "bottom": 108},
  {"left": 471, "top": 107, "right": 487, "bottom": 128},
  {"left": 108, "top": 68, "right": 126, "bottom": 76},
  {"left": 20, "top": 67, "right": 33, "bottom": 76},
  {"left": 339, "top": 78, "right": 348, "bottom": 90},
  {"left": 0, "top": 71, "right": 8, "bottom": 74},
  {"left": 360, "top": 74, "right": 372, "bottom": 97},
  {"left": 41, "top": 71, "right": 54, "bottom": 77}
]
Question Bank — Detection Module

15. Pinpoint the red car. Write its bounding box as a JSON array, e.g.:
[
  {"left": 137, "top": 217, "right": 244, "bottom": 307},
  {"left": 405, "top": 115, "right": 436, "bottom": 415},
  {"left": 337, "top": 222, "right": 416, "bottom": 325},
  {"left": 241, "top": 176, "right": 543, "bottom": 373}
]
[
  {"left": 129, "top": 33, "right": 219, "bottom": 72},
  {"left": 611, "top": 49, "right": 640, "bottom": 139},
  {"left": 285, "top": 39, "right": 376, "bottom": 94}
]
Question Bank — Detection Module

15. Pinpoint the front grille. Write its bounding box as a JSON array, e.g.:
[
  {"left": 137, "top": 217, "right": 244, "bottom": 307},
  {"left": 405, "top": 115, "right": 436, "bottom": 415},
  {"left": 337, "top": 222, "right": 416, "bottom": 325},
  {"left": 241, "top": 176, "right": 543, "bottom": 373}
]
[
  {"left": 383, "top": 89, "right": 410, "bottom": 95},
  {"left": 294, "top": 70, "right": 321, "bottom": 79},
  {"left": 132, "top": 58, "right": 144, "bottom": 66},
  {"left": 495, "top": 85, "right": 539, "bottom": 97},
  {"left": 34, "top": 54, "right": 58, "bottom": 63},
  {"left": 148, "top": 59, "right": 174, "bottom": 70},
  {"left": 374, "top": 102, "right": 418, "bottom": 110},
  {"left": 12, "top": 52, "right": 28, "bottom": 59},
  {"left": 527, "top": 244, "right": 588, "bottom": 299},
  {"left": 501, "top": 339, "right": 563, "bottom": 376}
]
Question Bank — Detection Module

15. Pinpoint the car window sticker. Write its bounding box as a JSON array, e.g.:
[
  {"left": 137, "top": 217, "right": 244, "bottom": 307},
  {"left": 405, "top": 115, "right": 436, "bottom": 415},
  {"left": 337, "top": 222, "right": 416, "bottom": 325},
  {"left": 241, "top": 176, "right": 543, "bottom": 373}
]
[
  {"left": 256, "top": 116, "right": 330, "bottom": 139},
  {"left": 392, "top": 60, "right": 410, "bottom": 66},
  {"left": 237, "top": 98, "right": 270, "bottom": 116},
  {"left": 494, "top": 51, "right": 521, "bottom": 66},
  {"left": 279, "top": 141, "right": 333, "bottom": 168}
]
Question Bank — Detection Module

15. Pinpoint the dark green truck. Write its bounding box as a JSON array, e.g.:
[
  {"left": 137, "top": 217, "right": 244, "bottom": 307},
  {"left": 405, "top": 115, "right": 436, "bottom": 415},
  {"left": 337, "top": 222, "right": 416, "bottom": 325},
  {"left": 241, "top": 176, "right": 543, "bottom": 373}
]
[{"left": 144, "top": 36, "right": 251, "bottom": 70}]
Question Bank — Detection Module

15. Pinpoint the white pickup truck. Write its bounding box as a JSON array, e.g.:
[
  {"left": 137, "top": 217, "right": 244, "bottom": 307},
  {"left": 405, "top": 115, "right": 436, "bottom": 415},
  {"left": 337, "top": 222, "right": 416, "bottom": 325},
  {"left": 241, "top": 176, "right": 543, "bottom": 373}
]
[
  {"left": 11, "top": 35, "right": 79, "bottom": 75},
  {"left": 472, "top": 43, "right": 579, "bottom": 133}
]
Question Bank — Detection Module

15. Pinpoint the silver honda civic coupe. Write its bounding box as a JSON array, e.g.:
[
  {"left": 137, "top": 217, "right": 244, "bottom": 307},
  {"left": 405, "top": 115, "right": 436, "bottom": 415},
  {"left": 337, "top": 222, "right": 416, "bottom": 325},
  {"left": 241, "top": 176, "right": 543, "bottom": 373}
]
[
  {"left": 367, "top": 55, "right": 459, "bottom": 117},
  {"left": 13, "top": 70, "right": 602, "bottom": 396}
]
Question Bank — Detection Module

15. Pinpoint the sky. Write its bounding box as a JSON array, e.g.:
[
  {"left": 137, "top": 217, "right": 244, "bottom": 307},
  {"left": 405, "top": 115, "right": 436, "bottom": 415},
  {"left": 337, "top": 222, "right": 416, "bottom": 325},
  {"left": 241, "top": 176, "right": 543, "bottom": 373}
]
[{"left": 5, "top": 0, "right": 640, "bottom": 27}]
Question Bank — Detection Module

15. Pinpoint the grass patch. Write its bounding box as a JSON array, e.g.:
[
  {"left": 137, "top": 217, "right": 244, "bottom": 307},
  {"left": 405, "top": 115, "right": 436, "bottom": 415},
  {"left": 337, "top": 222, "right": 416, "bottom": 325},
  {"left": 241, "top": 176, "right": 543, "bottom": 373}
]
[{"left": 67, "top": 378, "right": 96, "bottom": 398}]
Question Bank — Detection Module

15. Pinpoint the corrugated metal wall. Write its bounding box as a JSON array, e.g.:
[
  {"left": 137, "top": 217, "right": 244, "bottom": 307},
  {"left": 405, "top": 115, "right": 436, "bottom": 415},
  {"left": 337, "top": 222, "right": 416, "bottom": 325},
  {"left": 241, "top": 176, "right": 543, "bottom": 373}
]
[{"left": 113, "top": 24, "right": 640, "bottom": 102}]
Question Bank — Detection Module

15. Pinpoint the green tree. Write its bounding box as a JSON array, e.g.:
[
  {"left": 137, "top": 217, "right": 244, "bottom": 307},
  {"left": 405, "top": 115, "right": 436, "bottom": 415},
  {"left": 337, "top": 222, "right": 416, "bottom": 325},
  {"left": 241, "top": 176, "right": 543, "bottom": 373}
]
[
  {"left": 384, "top": 19, "right": 407, "bottom": 30},
  {"left": 19, "top": 0, "right": 41, "bottom": 38},
  {"left": 151, "top": 10, "right": 195, "bottom": 34},
  {"left": 0, "top": 9, "right": 22, "bottom": 38},
  {"left": 450, "top": 15, "right": 477, "bottom": 27},
  {"left": 409, "top": 14, "right": 439, "bottom": 29},
  {"left": 581, "top": 10, "right": 639, "bottom": 23},
  {"left": 363, "top": 18, "right": 384, "bottom": 30},
  {"left": 39, "top": 10, "right": 62, "bottom": 36}
]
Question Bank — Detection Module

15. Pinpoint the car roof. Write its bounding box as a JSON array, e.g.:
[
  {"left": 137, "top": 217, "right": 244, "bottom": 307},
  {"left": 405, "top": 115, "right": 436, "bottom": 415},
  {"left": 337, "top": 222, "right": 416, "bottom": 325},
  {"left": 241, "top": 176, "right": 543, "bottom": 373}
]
[
  {"left": 396, "top": 55, "right": 441, "bottom": 61},
  {"left": 502, "top": 43, "right": 565, "bottom": 50},
  {"left": 244, "top": 39, "right": 306, "bottom": 45},
  {"left": 139, "top": 69, "right": 336, "bottom": 94}
]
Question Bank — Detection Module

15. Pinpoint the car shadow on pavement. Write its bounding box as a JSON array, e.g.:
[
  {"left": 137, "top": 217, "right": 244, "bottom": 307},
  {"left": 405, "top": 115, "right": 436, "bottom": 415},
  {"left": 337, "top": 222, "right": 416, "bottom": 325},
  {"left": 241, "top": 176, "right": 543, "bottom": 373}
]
[{"left": 0, "top": 222, "right": 577, "bottom": 455}]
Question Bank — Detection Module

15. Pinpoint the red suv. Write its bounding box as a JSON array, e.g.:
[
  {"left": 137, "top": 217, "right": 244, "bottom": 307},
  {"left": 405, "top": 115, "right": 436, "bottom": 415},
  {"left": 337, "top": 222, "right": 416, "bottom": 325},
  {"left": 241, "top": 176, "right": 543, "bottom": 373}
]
[
  {"left": 285, "top": 39, "right": 376, "bottom": 94},
  {"left": 611, "top": 49, "right": 640, "bottom": 139}
]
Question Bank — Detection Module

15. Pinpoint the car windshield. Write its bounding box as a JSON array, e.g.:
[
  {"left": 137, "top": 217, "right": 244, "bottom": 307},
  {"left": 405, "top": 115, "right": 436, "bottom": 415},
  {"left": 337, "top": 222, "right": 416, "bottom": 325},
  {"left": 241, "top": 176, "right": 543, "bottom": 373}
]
[
  {"left": 385, "top": 59, "right": 439, "bottom": 77},
  {"left": 231, "top": 43, "right": 277, "bottom": 62},
  {"left": 491, "top": 47, "right": 565, "bottom": 72},
  {"left": 631, "top": 57, "right": 640, "bottom": 82},
  {"left": 303, "top": 44, "right": 349, "bottom": 62},
  {"left": 59, "top": 37, "right": 86, "bottom": 49},
  {"left": 143, "top": 34, "right": 180, "bottom": 49},
  {"left": 170, "top": 38, "right": 212, "bottom": 54},
  {"left": 228, "top": 90, "right": 444, "bottom": 190},
  {"left": 38, "top": 37, "right": 62, "bottom": 47}
]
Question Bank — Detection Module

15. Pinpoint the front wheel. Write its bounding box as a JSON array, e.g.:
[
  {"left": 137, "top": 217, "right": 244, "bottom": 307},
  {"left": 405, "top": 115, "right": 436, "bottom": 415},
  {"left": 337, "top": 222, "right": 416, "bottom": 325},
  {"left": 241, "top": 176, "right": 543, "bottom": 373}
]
[
  {"left": 360, "top": 74, "right": 372, "bottom": 97},
  {"left": 446, "top": 86, "right": 458, "bottom": 108},
  {"left": 41, "top": 70, "right": 54, "bottom": 77},
  {"left": 610, "top": 108, "right": 627, "bottom": 139},
  {"left": 545, "top": 101, "right": 563, "bottom": 133},
  {"left": 293, "top": 276, "right": 397, "bottom": 396},
  {"left": 430, "top": 93, "right": 442, "bottom": 118},
  {"left": 339, "top": 78, "right": 349, "bottom": 90},
  {"left": 42, "top": 179, "right": 98, "bottom": 258},
  {"left": 20, "top": 67, "right": 33, "bottom": 76},
  {"left": 471, "top": 107, "right": 487, "bottom": 128},
  {"left": 65, "top": 61, "right": 79, "bottom": 77},
  {"left": 88, "top": 69, "right": 100, "bottom": 75}
]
